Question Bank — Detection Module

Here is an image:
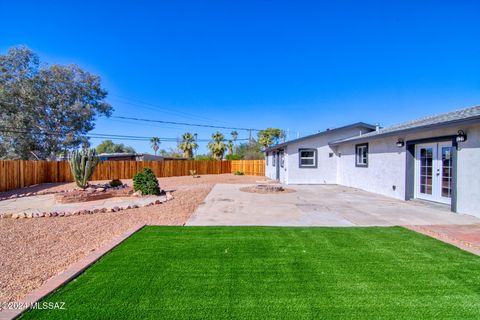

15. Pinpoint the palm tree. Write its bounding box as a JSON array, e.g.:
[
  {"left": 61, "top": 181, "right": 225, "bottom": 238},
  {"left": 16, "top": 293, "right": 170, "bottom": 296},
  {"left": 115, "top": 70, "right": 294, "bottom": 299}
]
[
  {"left": 231, "top": 131, "right": 238, "bottom": 153},
  {"left": 227, "top": 140, "right": 234, "bottom": 155},
  {"left": 150, "top": 137, "right": 160, "bottom": 156},
  {"left": 178, "top": 132, "right": 198, "bottom": 159},
  {"left": 208, "top": 131, "right": 226, "bottom": 160}
]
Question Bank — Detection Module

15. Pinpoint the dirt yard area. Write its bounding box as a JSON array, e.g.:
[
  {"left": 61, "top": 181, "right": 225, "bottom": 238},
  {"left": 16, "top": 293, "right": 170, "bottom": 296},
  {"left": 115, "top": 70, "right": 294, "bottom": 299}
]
[{"left": 0, "top": 174, "right": 260, "bottom": 303}]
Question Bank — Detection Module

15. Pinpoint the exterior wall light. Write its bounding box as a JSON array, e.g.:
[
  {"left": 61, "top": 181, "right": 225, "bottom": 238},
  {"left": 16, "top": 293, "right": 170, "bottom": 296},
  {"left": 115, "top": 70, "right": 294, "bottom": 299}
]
[
  {"left": 456, "top": 130, "right": 467, "bottom": 143},
  {"left": 396, "top": 139, "right": 405, "bottom": 148}
]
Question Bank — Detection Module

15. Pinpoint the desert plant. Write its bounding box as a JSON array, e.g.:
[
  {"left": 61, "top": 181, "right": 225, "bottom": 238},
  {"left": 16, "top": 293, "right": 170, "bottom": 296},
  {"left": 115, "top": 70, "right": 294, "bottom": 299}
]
[
  {"left": 69, "top": 149, "right": 99, "bottom": 189},
  {"left": 133, "top": 168, "right": 161, "bottom": 195},
  {"left": 150, "top": 137, "right": 160, "bottom": 156},
  {"left": 234, "top": 171, "right": 245, "bottom": 175},
  {"left": 207, "top": 132, "right": 226, "bottom": 160},
  {"left": 231, "top": 130, "right": 238, "bottom": 153},
  {"left": 178, "top": 133, "right": 198, "bottom": 159},
  {"left": 109, "top": 179, "right": 123, "bottom": 188}
]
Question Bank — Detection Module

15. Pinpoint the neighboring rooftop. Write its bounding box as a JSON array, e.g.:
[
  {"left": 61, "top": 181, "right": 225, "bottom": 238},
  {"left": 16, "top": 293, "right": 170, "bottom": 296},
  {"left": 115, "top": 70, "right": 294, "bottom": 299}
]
[
  {"left": 330, "top": 105, "right": 480, "bottom": 146},
  {"left": 265, "top": 122, "right": 377, "bottom": 152}
]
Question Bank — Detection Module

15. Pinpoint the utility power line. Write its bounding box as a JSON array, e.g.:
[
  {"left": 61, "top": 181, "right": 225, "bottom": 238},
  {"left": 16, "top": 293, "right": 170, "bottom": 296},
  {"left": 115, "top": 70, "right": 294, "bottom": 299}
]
[
  {"left": 0, "top": 127, "right": 249, "bottom": 142},
  {"left": 110, "top": 116, "right": 261, "bottom": 132},
  {"left": 110, "top": 94, "right": 234, "bottom": 126}
]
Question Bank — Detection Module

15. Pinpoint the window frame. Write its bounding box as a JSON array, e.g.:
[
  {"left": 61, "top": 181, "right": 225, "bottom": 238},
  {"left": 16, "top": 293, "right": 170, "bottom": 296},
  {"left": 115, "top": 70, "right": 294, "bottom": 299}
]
[
  {"left": 298, "top": 148, "right": 317, "bottom": 168},
  {"left": 280, "top": 151, "right": 285, "bottom": 168},
  {"left": 355, "top": 143, "right": 369, "bottom": 168},
  {"left": 272, "top": 152, "right": 276, "bottom": 167}
]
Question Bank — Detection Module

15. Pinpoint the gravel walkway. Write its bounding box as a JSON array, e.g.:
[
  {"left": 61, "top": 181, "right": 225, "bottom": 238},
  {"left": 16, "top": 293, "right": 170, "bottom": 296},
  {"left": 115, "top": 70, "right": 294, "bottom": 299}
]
[{"left": 0, "top": 174, "right": 260, "bottom": 303}]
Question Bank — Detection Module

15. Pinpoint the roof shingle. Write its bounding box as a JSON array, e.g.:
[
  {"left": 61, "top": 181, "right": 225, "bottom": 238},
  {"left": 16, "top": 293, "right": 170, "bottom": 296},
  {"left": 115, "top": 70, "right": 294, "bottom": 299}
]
[{"left": 330, "top": 105, "right": 480, "bottom": 145}]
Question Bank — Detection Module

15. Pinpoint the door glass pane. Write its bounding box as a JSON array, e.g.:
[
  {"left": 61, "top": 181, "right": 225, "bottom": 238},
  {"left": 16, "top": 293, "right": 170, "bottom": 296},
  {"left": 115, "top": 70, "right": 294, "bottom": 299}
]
[
  {"left": 441, "top": 147, "right": 452, "bottom": 198},
  {"left": 420, "top": 147, "right": 433, "bottom": 195}
]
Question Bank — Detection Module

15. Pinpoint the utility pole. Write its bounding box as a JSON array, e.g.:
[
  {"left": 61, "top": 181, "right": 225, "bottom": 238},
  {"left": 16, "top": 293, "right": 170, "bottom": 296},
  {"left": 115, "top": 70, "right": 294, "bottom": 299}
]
[{"left": 248, "top": 129, "right": 253, "bottom": 145}]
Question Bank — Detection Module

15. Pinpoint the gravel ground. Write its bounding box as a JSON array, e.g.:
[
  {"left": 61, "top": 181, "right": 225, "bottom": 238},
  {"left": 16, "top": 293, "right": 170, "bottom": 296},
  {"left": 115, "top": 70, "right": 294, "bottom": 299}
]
[{"left": 0, "top": 174, "right": 261, "bottom": 303}]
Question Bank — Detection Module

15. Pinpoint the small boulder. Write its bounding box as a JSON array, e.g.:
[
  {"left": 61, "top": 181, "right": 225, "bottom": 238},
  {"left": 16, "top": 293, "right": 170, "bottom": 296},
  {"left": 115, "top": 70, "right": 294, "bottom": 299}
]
[{"left": 133, "top": 190, "right": 143, "bottom": 197}]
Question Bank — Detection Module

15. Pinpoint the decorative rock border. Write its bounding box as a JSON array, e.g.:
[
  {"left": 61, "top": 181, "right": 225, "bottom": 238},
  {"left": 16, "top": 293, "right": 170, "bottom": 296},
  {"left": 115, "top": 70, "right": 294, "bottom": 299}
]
[{"left": 0, "top": 192, "right": 174, "bottom": 219}]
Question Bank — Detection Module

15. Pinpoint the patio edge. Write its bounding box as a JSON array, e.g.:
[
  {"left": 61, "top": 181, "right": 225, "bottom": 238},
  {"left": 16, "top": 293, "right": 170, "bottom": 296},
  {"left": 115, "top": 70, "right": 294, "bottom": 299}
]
[
  {"left": 0, "top": 223, "right": 146, "bottom": 320},
  {"left": 404, "top": 225, "right": 480, "bottom": 256}
]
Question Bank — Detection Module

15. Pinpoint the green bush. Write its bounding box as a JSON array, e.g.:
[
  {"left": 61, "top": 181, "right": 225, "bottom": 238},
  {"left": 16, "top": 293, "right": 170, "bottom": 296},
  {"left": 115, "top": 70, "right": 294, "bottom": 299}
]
[
  {"left": 233, "top": 171, "right": 245, "bottom": 176},
  {"left": 133, "top": 168, "right": 161, "bottom": 195},
  {"left": 109, "top": 179, "right": 123, "bottom": 188},
  {"left": 195, "top": 154, "right": 214, "bottom": 160},
  {"left": 225, "top": 154, "right": 241, "bottom": 160}
]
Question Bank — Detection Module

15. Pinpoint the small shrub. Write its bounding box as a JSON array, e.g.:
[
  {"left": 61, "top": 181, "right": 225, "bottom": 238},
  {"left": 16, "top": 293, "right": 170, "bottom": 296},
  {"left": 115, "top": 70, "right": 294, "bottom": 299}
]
[
  {"left": 133, "top": 168, "right": 161, "bottom": 195},
  {"left": 225, "top": 154, "right": 241, "bottom": 160},
  {"left": 189, "top": 170, "right": 199, "bottom": 178},
  {"left": 109, "top": 179, "right": 123, "bottom": 188},
  {"left": 234, "top": 171, "right": 245, "bottom": 176}
]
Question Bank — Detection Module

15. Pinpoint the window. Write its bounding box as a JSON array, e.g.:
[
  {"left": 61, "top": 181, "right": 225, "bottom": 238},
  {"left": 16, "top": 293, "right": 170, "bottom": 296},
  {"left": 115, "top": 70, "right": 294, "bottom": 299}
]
[
  {"left": 355, "top": 143, "right": 368, "bottom": 167},
  {"left": 280, "top": 151, "right": 285, "bottom": 168},
  {"left": 266, "top": 152, "right": 269, "bottom": 165},
  {"left": 299, "top": 149, "right": 317, "bottom": 168},
  {"left": 272, "top": 152, "right": 276, "bottom": 167}
]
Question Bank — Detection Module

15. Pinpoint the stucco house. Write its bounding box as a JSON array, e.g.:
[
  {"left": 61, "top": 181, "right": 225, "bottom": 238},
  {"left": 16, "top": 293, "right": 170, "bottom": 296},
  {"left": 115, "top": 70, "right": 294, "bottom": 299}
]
[{"left": 265, "top": 105, "right": 480, "bottom": 217}]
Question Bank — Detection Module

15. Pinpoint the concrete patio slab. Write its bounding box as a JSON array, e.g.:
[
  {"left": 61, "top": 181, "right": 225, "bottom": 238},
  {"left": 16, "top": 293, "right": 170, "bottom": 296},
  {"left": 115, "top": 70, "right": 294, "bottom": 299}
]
[{"left": 187, "top": 184, "right": 480, "bottom": 226}]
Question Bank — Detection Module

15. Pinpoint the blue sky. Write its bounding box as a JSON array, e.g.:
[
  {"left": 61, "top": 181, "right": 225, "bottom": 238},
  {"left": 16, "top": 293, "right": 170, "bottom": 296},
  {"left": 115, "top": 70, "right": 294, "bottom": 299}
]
[{"left": 1, "top": 1, "right": 479, "bottom": 154}]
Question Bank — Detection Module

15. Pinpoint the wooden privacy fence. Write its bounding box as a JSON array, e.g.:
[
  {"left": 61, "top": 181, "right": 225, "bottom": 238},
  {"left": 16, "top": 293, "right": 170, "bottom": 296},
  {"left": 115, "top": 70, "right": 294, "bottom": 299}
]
[{"left": 0, "top": 160, "right": 265, "bottom": 192}]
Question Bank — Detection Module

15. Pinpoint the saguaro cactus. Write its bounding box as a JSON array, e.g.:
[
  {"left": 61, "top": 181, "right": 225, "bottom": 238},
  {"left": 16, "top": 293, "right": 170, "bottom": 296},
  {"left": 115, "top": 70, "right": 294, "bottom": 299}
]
[{"left": 69, "top": 149, "right": 99, "bottom": 189}]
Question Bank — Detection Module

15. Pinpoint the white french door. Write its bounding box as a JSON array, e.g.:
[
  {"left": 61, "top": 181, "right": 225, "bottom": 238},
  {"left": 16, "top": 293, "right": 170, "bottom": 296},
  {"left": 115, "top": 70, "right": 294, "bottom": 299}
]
[{"left": 415, "top": 142, "right": 453, "bottom": 205}]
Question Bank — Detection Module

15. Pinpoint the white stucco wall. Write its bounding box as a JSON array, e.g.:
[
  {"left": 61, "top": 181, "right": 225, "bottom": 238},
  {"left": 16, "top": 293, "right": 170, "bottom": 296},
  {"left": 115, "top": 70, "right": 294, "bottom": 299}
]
[
  {"left": 265, "top": 150, "right": 288, "bottom": 183},
  {"left": 336, "top": 136, "right": 406, "bottom": 199},
  {"left": 286, "top": 127, "right": 373, "bottom": 184},
  {"left": 265, "top": 152, "right": 277, "bottom": 180},
  {"left": 264, "top": 122, "right": 480, "bottom": 217},
  {"left": 279, "top": 150, "right": 287, "bottom": 184},
  {"left": 335, "top": 124, "right": 480, "bottom": 217},
  {"left": 456, "top": 124, "right": 480, "bottom": 216}
]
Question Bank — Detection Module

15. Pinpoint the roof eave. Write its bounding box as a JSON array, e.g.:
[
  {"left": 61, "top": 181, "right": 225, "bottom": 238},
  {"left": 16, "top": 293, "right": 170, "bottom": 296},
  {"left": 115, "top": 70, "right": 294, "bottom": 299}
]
[
  {"left": 264, "top": 122, "right": 376, "bottom": 152},
  {"left": 329, "top": 116, "right": 480, "bottom": 146}
]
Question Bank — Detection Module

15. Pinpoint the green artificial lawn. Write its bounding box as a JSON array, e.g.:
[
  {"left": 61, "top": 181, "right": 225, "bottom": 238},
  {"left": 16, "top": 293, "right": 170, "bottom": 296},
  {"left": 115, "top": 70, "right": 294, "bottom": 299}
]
[{"left": 21, "top": 226, "right": 480, "bottom": 319}]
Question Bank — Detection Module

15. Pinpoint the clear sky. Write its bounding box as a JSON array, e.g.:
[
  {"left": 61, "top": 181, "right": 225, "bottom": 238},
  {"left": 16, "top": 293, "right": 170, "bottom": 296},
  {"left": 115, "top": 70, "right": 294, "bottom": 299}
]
[{"left": 1, "top": 0, "right": 479, "bottom": 154}]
